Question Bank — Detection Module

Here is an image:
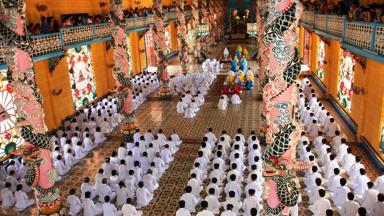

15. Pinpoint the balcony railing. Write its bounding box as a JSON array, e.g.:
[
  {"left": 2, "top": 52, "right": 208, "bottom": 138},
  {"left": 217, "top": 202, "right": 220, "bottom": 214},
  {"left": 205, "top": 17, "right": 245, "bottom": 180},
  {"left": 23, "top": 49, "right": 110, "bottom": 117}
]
[
  {"left": 300, "top": 11, "right": 384, "bottom": 58},
  {"left": 0, "top": 9, "right": 192, "bottom": 65}
]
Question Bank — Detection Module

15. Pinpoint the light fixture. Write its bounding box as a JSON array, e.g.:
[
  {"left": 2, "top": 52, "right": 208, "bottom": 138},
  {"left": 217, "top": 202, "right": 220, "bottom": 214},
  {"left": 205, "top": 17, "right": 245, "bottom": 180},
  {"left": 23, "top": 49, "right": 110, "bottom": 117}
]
[{"left": 246, "top": 23, "right": 257, "bottom": 37}]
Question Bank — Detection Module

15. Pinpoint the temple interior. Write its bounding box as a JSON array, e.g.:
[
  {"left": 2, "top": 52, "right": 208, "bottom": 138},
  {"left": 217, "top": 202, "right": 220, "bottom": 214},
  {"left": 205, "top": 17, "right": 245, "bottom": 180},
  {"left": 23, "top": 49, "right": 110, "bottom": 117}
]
[{"left": 0, "top": 0, "right": 384, "bottom": 215}]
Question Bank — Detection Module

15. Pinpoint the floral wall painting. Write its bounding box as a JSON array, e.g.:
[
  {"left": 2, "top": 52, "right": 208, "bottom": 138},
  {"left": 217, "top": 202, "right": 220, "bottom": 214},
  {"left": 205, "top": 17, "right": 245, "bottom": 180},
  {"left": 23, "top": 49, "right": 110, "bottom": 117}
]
[
  {"left": 316, "top": 39, "right": 325, "bottom": 80},
  {"left": 0, "top": 70, "right": 24, "bottom": 160},
  {"left": 337, "top": 49, "right": 355, "bottom": 112},
  {"left": 66, "top": 45, "right": 97, "bottom": 110}
]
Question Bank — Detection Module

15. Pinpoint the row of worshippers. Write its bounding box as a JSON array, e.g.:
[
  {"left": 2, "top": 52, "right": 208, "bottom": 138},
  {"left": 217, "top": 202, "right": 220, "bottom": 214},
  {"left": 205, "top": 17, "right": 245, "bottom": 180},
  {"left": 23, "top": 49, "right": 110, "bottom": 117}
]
[
  {"left": 170, "top": 59, "right": 218, "bottom": 96},
  {"left": 201, "top": 58, "right": 222, "bottom": 75},
  {"left": 177, "top": 128, "right": 264, "bottom": 216},
  {"left": 217, "top": 94, "right": 242, "bottom": 111},
  {"left": 296, "top": 78, "right": 384, "bottom": 215},
  {"left": 65, "top": 129, "right": 183, "bottom": 216},
  {"left": 177, "top": 92, "right": 205, "bottom": 118},
  {"left": 0, "top": 156, "right": 35, "bottom": 214},
  {"left": 130, "top": 71, "right": 160, "bottom": 111}
]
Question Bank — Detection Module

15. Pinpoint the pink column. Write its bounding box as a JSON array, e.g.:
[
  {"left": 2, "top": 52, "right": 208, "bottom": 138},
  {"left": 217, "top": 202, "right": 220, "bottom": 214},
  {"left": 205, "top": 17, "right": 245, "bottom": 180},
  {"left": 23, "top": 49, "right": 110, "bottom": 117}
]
[
  {"left": 176, "top": 0, "right": 189, "bottom": 74},
  {"left": 0, "top": 1, "right": 62, "bottom": 215}
]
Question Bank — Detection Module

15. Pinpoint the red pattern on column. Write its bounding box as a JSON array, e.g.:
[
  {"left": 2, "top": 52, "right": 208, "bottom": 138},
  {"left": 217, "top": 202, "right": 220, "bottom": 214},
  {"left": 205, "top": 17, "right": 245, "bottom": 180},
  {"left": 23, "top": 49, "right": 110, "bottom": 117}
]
[{"left": 176, "top": 0, "right": 189, "bottom": 74}]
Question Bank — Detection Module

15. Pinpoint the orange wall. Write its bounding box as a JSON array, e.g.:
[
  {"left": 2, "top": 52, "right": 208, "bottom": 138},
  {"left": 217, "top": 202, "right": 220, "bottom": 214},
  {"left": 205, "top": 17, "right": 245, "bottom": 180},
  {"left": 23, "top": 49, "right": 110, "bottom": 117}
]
[
  {"left": 169, "top": 22, "right": 178, "bottom": 52},
  {"left": 139, "top": 36, "right": 147, "bottom": 72},
  {"left": 129, "top": 32, "right": 141, "bottom": 75},
  {"left": 299, "top": 27, "right": 304, "bottom": 59},
  {"left": 91, "top": 42, "right": 115, "bottom": 97}
]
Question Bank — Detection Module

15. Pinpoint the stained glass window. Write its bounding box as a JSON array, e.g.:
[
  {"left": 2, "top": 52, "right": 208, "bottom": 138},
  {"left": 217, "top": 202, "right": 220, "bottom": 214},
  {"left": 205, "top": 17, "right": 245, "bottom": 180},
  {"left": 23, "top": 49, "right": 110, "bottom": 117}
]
[
  {"left": 145, "top": 30, "right": 157, "bottom": 67},
  {"left": 337, "top": 49, "right": 355, "bottom": 112},
  {"left": 66, "top": 45, "right": 97, "bottom": 110},
  {"left": 316, "top": 39, "right": 325, "bottom": 80},
  {"left": 0, "top": 70, "right": 24, "bottom": 160},
  {"left": 165, "top": 25, "right": 172, "bottom": 55}
]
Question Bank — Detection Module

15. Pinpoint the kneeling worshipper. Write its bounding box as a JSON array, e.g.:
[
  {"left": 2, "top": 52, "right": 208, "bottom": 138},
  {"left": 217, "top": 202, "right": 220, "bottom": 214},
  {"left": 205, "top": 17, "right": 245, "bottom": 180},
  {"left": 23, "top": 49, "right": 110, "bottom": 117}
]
[
  {"left": 121, "top": 198, "right": 142, "bottom": 216},
  {"left": 184, "top": 106, "right": 196, "bottom": 118},
  {"left": 14, "top": 184, "right": 35, "bottom": 212},
  {"left": 231, "top": 94, "right": 242, "bottom": 105},
  {"left": 83, "top": 191, "right": 103, "bottom": 216},
  {"left": 218, "top": 95, "right": 228, "bottom": 110},
  {"left": 177, "top": 99, "right": 188, "bottom": 114},
  {"left": 66, "top": 188, "right": 82, "bottom": 216}
]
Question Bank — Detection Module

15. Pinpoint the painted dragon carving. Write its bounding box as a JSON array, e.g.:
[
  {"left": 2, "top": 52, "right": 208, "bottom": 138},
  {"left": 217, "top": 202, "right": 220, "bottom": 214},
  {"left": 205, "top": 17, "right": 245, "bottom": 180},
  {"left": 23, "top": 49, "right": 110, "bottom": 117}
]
[{"left": 260, "top": 0, "right": 312, "bottom": 215}]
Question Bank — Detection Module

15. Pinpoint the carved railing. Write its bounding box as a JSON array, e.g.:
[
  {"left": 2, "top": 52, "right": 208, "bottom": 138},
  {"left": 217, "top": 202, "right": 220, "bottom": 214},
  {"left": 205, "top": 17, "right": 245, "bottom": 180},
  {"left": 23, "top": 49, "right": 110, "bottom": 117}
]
[
  {"left": 300, "top": 11, "right": 384, "bottom": 58},
  {"left": 0, "top": 9, "right": 194, "bottom": 65}
]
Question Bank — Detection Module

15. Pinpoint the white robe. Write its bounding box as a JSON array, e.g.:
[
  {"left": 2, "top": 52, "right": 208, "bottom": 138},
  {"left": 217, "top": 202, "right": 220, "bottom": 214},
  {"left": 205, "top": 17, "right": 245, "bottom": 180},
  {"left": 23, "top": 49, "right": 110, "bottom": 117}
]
[
  {"left": 121, "top": 204, "right": 142, "bottom": 216},
  {"left": 374, "top": 175, "right": 384, "bottom": 193},
  {"left": 177, "top": 101, "right": 188, "bottom": 114},
  {"left": 205, "top": 195, "right": 221, "bottom": 214},
  {"left": 331, "top": 186, "right": 350, "bottom": 207},
  {"left": 361, "top": 188, "right": 379, "bottom": 212},
  {"left": 180, "top": 193, "right": 199, "bottom": 213},
  {"left": 230, "top": 94, "right": 241, "bottom": 105},
  {"left": 341, "top": 201, "right": 360, "bottom": 216},
  {"left": 54, "top": 160, "right": 70, "bottom": 176},
  {"left": 309, "top": 198, "right": 332, "bottom": 216},
  {"left": 136, "top": 187, "right": 152, "bottom": 208},
  {"left": 0, "top": 188, "right": 15, "bottom": 209},
  {"left": 218, "top": 98, "right": 228, "bottom": 110},
  {"left": 66, "top": 194, "right": 82, "bottom": 216},
  {"left": 102, "top": 202, "right": 120, "bottom": 216},
  {"left": 184, "top": 108, "right": 196, "bottom": 118},
  {"left": 352, "top": 175, "right": 370, "bottom": 195}
]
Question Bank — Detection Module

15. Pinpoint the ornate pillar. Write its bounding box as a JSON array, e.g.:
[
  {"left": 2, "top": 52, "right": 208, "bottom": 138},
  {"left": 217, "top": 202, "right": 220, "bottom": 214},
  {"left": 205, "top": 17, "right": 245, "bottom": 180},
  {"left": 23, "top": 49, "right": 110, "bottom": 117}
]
[
  {"left": 191, "top": 0, "right": 201, "bottom": 62},
  {"left": 199, "top": 0, "right": 209, "bottom": 56},
  {"left": 152, "top": 0, "right": 170, "bottom": 99},
  {"left": 109, "top": 0, "right": 135, "bottom": 140},
  {"left": 260, "top": 0, "right": 311, "bottom": 215},
  {"left": 176, "top": 0, "right": 189, "bottom": 74},
  {"left": 0, "top": 0, "right": 62, "bottom": 214}
]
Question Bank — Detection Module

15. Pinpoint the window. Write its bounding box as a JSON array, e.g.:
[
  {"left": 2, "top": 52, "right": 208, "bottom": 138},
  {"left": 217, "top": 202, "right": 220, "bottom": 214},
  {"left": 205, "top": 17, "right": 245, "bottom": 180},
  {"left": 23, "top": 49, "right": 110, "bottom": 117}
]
[
  {"left": 66, "top": 45, "right": 97, "bottom": 110},
  {"left": 337, "top": 49, "right": 355, "bottom": 112},
  {"left": 316, "top": 39, "right": 325, "bottom": 80},
  {"left": 0, "top": 69, "right": 24, "bottom": 160}
]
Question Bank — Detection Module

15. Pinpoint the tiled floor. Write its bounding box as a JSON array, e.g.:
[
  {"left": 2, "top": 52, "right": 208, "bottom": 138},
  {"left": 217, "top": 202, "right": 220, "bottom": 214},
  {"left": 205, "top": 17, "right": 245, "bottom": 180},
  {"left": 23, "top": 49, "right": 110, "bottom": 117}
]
[{"left": 3, "top": 41, "right": 382, "bottom": 216}]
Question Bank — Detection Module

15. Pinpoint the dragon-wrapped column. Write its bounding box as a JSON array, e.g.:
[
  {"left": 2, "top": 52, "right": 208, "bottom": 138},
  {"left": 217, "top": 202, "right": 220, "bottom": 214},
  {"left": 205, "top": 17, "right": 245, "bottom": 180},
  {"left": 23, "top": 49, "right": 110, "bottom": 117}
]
[
  {"left": 109, "top": 0, "right": 135, "bottom": 141},
  {"left": 152, "top": 0, "right": 170, "bottom": 99},
  {"left": 0, "top": 0, "right": 62, "bottom": 214},
  {"left": 261, "top": 0, "right": 312, "bottom": 215},
  {"left": 176, "top": 0, "right": 189, "bottom": 74}
]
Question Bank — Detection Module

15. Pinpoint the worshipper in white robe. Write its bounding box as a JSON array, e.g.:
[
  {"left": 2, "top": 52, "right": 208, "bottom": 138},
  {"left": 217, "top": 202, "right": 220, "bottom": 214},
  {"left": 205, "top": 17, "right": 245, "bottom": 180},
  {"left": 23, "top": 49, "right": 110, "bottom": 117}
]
[
  {"left": 143, "top": 169, "right": 158, "bottom": 193},
  {"left": 221, "top": 204, "right": 236, "bottom": 216},
  {"left": 218, "top": 95, "right": 228, "bottom": 110},
  {"left": 341, "top": 192, "right": 360, "bottom": 216},
  {"left": 360, "top": 182, "right": 379, "bottom": 213},
  {"left": 375, "top": 175, "right": 384, "bottom": 193},
  {"left": 225, "top": 175, "right": 242, "bottom": 199},
  {"left": 230, "top": 93, "right": 241, "bottom": 105},
  {"left": 190, "top": 100, "right": 200, "bottom": 113},
  {"left": 177, "top": 99, "right": 188, "bottom": 114},
  {"left": 180, "top": 186, "right": 199, "bottom": 213},
  {"left": 352, "top": 169, "right": 370, "bottom": 196},
  {"left": 372, "top": 193, "right": 384, "bottom": 216},
  {"left": 136, "top": 181, "right": 153, "bottom": 209},
  {"left": 14, "top": 184, "right": 34, "bottom": 212},
  {"left": 222, "top": 191, "right": 242, "bottom": 214},
  {"left": 332, "top": 178, "right": 350, "bottom": 208},
  {"left": 196, "top": 201, "right": 214, "bottom": 216},
  {"left": 309, "top": 178, "right": 325, "bottom": 205},
  {"left": 160, "top": 144, "right": 173, "bottom": 164},
  {"left": 109, "top": 170, "right": 120, "bottom": 192},
  {"left": 309, "top": 189, "right": 332, "bottom": 216},
  {"left": 242, "top": 189, "right": 261, "bottom": 215},
  {"left": 102, "top": 157, "right": 112, "bottom": 178},
  {"left": 103, "top": 196, "right": 121, "bottom": 216},
  {"left": 74, "top": 141, "right": 87, "bottom": 160},
  {"left": 324, "top": 118, "right": 340, "bottom": 137},
  {"left": 66, "top": 188, "right": 82, "bottom": 216},
  {"left": 83, "top": 133, "right": 95, "bottom": 152},
  {"left": 349, "top": 157, "right": 365, "bottom": 180},
  {"left": 327, "top": 168, "right": 342, "bottom": 193},
  {"left": 100, "top": 118, "right": 112, "bottom": 134},
  {"left": 176, "top": 200, "right": 191, "bottom": 216},
  {"left": 196, "top": 93, "right": 205, "bottom": 107},
  {"left": 304, "top": 166, "right": 322, "bottom": 190},
  {"left": 1, "top": 183, "right": 15, "bottom": 212},
  {"left": 94, "top": 127, "right": 106, "bottom": 145},
  {"left": 188, "top": 174, "right": 203, "bottom": 198},
  {"left": 5, "top": 170, "right": 18, "bottom": 192},
  {"left": 97, "top": 178, "right": 116, "bottom": 203},
  {"left": 144, "top": 129, "right": 154, "bottom": 143},
  {"left": 307, "top": 119, "right": 321, "bottom": 137},
  {"left": 324, "top": 154, "right": 340, "bottom": 178},
  {"left": 55, "top": 155, "right": 70, "bottom": 176},
  {"left": 121, "top": 198, "right": 142, "bottom": 216},
  {"left": 81, "top": 177, "right": 97, "bottom": 200},
  {"left": 184, "top": 106, "right": 196, "bottom": 118},
  {"left": 204, "top": 188, "right": 221, "bottom": 214}
]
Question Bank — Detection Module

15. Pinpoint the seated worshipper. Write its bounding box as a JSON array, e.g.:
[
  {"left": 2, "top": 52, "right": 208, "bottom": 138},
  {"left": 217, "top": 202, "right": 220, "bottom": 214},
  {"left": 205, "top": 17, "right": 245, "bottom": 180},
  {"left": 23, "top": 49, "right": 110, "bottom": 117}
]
[
  {"left": 309, "top": 189, "right": 332, "bottom": 216},
  {"left": 309, "top": 178, "right": 325, "bottom": 204},
  {"left": 348, "top": 156, "right": 365, "bottom": 180},
  {"left": 327, "top": 168, "right": 342, "bottom": 193},
  {"left": 242, "top": 189, "right": 261, "bottom": 215},
  {"left": 218, "top": 95, "right": 228, "bottom": 110},
  {"left": 55, "top": 155, "right": 70, "bottom": 177},
  {"left": 324, "top": 154, "right": 340, "bottom": 179},
  {"left": 83, "top": 133, "right": 95, "bottom": 152},
  {"left": 184, "top": 106, "right": 196, "bottom": 118},
  {"left": 14, "top": 184, "right": 34, "bottom": 212},
  {"left": 331, "top": 178, "right": 350, "bottom": 208},
  {"left": 372, "top": 193, "right": 384, "bottom": 216},
  {"left": 136, "top": 181, "right": 153, "bottom": 209},
  {"left": 121, "top": 198, "right": 142, "bottom": 216},
  {"left": 160, "top": 144, "right": 174, "bottom": 164},
  {"left": 66, "top": 188, "right": 82, "bottom": 216},
  {"left": 360, "top": 182, "right": 379, "bottom": 213},
  {"left": 190, "top": 99, "right": 200, "bottom": 113},
  {"left": 74, "top": 141, "right": 87, "bottom": 160},
  {"left": 340, "top": 192, "right": 360, "bottom": 216},
  {"left": 196, "top": 201, "right": 214, "bottom": 216},
  {"left": 102, "top": 195, "right": 120, "bottom": 216},
  {"left": 143, "top": 169, "right": 159, "bottom": 193},
  {"left": 188, "top": 174, "right": 203, "bottom": 198},
  {"left": 1, "top": 183, "right": 15, "bottom": 213},
  {"left": 324, "top": 118, "right": 340, "bottom": 137},
  {"left": 81, "top": 177, "right": 97, "bottom": 200},
  {"left": 230, "top": 93, "right": 242, "bottom": 105},
  {"left": 177, "top": 99, "right": 188, "bottom": 114},
  {"left": 352, "top": 169, "right": 370, "bottom": 197},
  {"left": 176, "top": 200, "right": 191, "bottom": 216},
  {"left": 97, "top": 178, "right": 116, "bottom": 203},
  {"left": 307, "top": 119, "right": 321, "bottom": 137},
  {"left": 222, "top": 191, "right": 242, "bottom": 214},
  {"left": 180, "top": 186, "right": 199, "bottom": 213},
  {"left": 205, "top": 188, "right": 221, "bottom": 214},
  {"left": 94, "top": 127, "right": 106, "bottom": 145},
  {"left": 221, "top": 204, "right": 236, "bottom": 216},
  {"left": 375, "top": 175, "right": 384, "bottom": 193}
]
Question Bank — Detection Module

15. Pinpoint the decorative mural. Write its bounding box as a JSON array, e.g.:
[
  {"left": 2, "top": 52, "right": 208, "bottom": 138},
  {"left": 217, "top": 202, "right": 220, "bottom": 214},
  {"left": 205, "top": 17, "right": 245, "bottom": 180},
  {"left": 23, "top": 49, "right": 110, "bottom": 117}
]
[
  {"left": 337, "top": 49, "right": 355, "bottom": 112},
  {"left": 145, "top": 29, "right": 157, "bottom": 67},
  {"left": 316, "top": 39, "right": 325, "bottom": 80},
  {"left": 66, "top": 45, "right": 97, "bottom": 110},
  {"left": 176, "top": 0, "right": 189, "bottom": 74},
  {"left": 260, "top": 0, "right": 311, "bottom": 215},
  {"left": 0, "top": 70, "right": 24, "bottom": 160},
  {"left": 0, "top": 1, "right": 62, "bottom": 214}
]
